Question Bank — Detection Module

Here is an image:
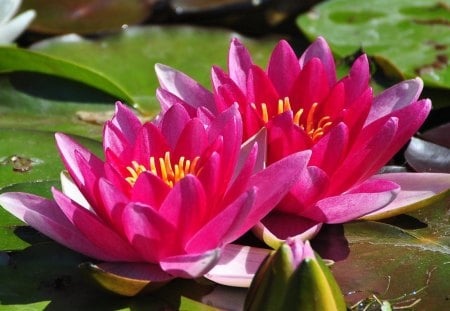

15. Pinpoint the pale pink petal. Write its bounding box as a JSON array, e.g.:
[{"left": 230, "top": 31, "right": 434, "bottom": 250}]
[
  {"left": 362, "top": 172, "right": 450, "bottom": 220},
  {"left": 299, "top": 36, "right": 336, "bottom": 86},
  {"left": 303, "top": 179, "right": 400, "bottom": 223},
  {"left": 0, "top": 192, "right": 114, "bottom": 261},
  {"left": 52, "top": 188, "right": 142, "bottom": 261},
  {"left": 267, "top": 40, "right": 301, "bottom": 97},
  {"left": 60, "top": 171, "right": 92, "bottom": 212},
  {"left": 111, "top": 102, "right": 142, "bottom": 143},
  {"left": 160, "top": 248, "right": 222, "bottom": 278},
  {"left": 228, "top": 38, "right": 253, "bottom": 93},
  {"left": 156, "top": 87, "right": 197, "bottom": 116},
  {"left": 204, "top": 244, "right": 271, "bottom": 287},
  {"left": 366, "top": 78, "right": 423, "bottom": 125},
  {"left": 155, "top": 63, "right": 216, "bottom": 114}
]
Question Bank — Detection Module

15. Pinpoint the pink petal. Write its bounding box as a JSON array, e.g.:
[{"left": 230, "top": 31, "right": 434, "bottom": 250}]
[
  {"left": 267, "top": 40, "right": 301, "bottom": 97},
  {"left": 341, "top": 54, "right": 370, "bottom": 105},
  {"left": 204, "top": 244, "right": 271, "bottom": 287},
  {"left": 303, "top": 179, "right": 400, "bottom": 223},
  {"left": 362, "top": 172, "right": 450, "bottom": 219},
  {"left": 55, "top": 133, "right": 104, "bottom": 189},
  {"left": 309, "top": 123, "right": 349, "bottom": 176},
  {"left": 0, "top": 192, "right": 114, "bottom": 261},
  {"left": 246, "top": 65, "right": 279, "bottom": 112},
  {"left": 186, "top": 188, "right": 256, "bottom": 253},
  {"left": 103, "top": 121, "right": 130, "bottom": 160},
  {"left": 52, "top": 188, "right": 142, "bottom": 261},
  {"left": 159, "top": 175, "right": 207, "bottom": 244},
  {"left": 160, "top": 104, "right": 191, "bottom": 149},
  {"left": 156, "top": 87, "right": 197, "bottom": 116},
  {"left": 60, "top": 171, "right": 92, "bottom": 212},
  {"left": 173, "top": 118, "right": 208, "bottom": 160},
  {"left": 244, "top": 150, "right": 312, "bottom": 228},
  {"left": 111, "top": 102, "right": 142, "bottom": 143},
  {"left": 228, "top": 38, "right": 253, "bottom": 93},
  {"left": 160, "top": 248, "right": 222, "bottom": 278},
  {"left": 299, "top": 36, "right": 337, "bottom": 86},
  {"left": 366, "top": 78, "right": 424, "bottom": 125},
  {"left": 131, "top": 172, "right": 170, "bottom": 208},
  {"left": 133, "top": 122, "right": 170, "bottom": 161},
  {"left": 122, "top": 202, "right": 178, "bottom": 262},
  {"left": 155, "top": 63, "right": 216, "bottom": 114}
]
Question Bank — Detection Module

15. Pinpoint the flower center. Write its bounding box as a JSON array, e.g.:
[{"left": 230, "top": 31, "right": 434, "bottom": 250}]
[
  {"left": 125, "top": 152, "right": 200, "bottom": 187},
  {"left": 251, "top": 97, "right": 333, "bottom": 142}
]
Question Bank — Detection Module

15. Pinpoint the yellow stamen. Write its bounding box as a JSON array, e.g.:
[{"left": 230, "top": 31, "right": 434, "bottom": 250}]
[
  {"left": 293, "top": 109, "right": 304, "bottom": 126},
  {"left": 125, "top": 152, "right": 200, "bottom": 188},
  {"left": 261, "top": 103, "right": 269, "bottom": 123}
]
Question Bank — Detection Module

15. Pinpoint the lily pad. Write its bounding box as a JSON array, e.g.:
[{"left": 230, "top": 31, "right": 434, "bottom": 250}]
[
  {"left": 297, "top": 0, "right": 450, "bottom": 93},
  {"left": 20, "top": 0, "right": 154, "bottom": 35},
  {"left": 333, "top": 199, "right": 450, "bottom": 309},
  {"left": 30, "top": 26, "right": 279, "bottom": 114},
  {"left": 405, "top": 137, "right": 450, "bottom": 173}
]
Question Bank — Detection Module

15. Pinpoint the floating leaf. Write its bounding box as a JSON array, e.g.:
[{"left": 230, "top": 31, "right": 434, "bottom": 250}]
[
  {"left": 297, "top": 0, "right": 450, "bottom": 94},
  {"left": 405, "top": 137, "right": 450, "bottom": 173}
]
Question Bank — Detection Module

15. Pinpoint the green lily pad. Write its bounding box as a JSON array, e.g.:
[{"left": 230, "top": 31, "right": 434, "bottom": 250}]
[
  {"left": 333, "top": 199, "right": 450, "bottom": 309},
  {"left": 30, "top": 26, "right": 279, "bottom": 114},
  {"left": 297, "top": 0, "right": 450, "bottom": 93},
  {"left": 20, "top": 0, "right": 153, "bottom": 35}
]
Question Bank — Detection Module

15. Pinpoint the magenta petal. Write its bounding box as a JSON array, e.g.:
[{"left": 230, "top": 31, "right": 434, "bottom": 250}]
[
  {"left": 122, "top": 202, "right": 177, "bottom": 262},
  {"left": 341, "top": 54, "right": 370, "bottom": 104},
  {"left": 304, "top": 179, "right": 400, "bottom": 223},
  {"left": 131, "top": 172, "right": 170, "bottom": 208},
  {"left": 366, "top": 78, "right": 423, "bottom": 125},
  {"left": 299, "top": 36, "right": 336, "bottom": 86},
  {"left": 246, "top": 65, "right": 279, "bottom": 109},
  {"left": 228, "top": 38, "right": 253, "bottom": 93},
  {"left": 155, "top": 63, "right": 216, "bottom": 114},
  {"left": 186, "top": 188, "right": 256, "bottom": 253},
  {"left": 363, "top": 172, "right": 450, "bottom": 219},
  {"left": 111, "top": 102, "right": 142, "bottom": 143},
  {"left": 204, "top": 244, "right": 271, "bottom": 287},
  {"left": 97, "top": 262, "right": 173, "bottom": 282},
  {"left": 103, "top": 121, "right": 129, "bottom": 159},
  {"left": 244, "top": 150, "right": 311, "bottom": 227},
  {"left": 160, "top": 248, "right": 222, "bottom": 278},
  {"left": 159, "top": 175, "right": 207, "bottom": 243},
  {"left": 0, "top": 192, "right": 114, "bottom": 261},
  {"left": 156, "top": 87, "right": 197, "bottom": 116},
  {"left": 52, "top": 188, "right": 142, "bottom": 261},
  {"left": 267, "top": 40, "right": 300, "bottom": 96},
  {"left": 160, "top": 104, "right": 191, "bottom": 148},
  {"left": 173, "top": 118, "right": 208, "bottom": 160},
  {"left": 55, "top": 133, "right": 104, "bottom": 187}
]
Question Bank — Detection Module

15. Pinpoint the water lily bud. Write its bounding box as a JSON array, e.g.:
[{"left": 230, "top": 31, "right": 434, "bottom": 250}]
[{"left": 245, "top": 239, "right": 346, "bottom": 311}]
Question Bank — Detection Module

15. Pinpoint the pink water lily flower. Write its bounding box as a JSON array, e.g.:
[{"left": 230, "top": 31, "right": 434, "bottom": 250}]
[
  {"left": 156, "top": 37, "right": 449, "bottom": 247},
  {"left": 0, "top": 102, "right": 310, "bottom": 287}
]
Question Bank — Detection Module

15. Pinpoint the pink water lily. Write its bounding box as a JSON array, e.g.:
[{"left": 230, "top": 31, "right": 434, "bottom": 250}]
[
  {"left": 0, "top": 102, "right": 310, "bottom": 287},
  {"left": 155, "top": 37, "right": 450, "bottom": 247}
]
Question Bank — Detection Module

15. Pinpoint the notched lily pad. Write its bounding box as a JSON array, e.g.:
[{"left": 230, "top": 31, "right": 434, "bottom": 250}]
[{"left": 297, "top": 0, "right": 450, "bottom": 93}]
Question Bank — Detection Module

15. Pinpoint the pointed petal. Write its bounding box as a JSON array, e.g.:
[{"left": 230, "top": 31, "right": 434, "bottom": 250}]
[
  {"left": 156, "top": 87, "right": 197, "bottom": 116},
  {"left": 186, "top": 188, "right": 256, "bottom": 253},
  {"left": 155, "top": 63, "right": 216, "bottom": 114},
  {"left": 247, "top": 65, "right": 279, "bottom": 111},
  {"left": 366, "top": 78, "right": 424, "bottom": 125},
  {"left": 205, "top": 244, "right": 271, "bottom": 287},
  {"left": 111, "top": 102, "right": 142, "bottom": 143},
  {"left": 362, "top": 173, "right": 450, "bottom": 220},
  {"left": 341, "top": 54, "right": 370, "bottom": 105},
  {"left": 299, "top": 36, "right": 336, "bottom": 86},
  {"left": 304, "top": 179, "right": 400, "bottom": 223},
  {"left": 228, "top": 38, "right": 253, "bottom": 93},
  {"left": 52, "top": 188, "right": 141, "bottom": 261},
  {"left": 160, "top": 104, "right": 191, "bottom": 148},
  {"left": 0, "top": 192, "right": 113, "bottom": 261},
  {"left": 0, "top": 10, "right": 36, "bottom": 44},
  {"left": 131, "top": 172, "right": 170, "bottom": 208},
  {"left": 160, "top": 248, "right": 222, "bottom": 278},
  {"left": 173, "top": 118, "right": 208, "bottom": 160},
  {"left": 122, "top": 202, "right": 177, "bottom": 262},
  {"left": 60, "top": 171, "right": 92, "bottom": 211},
  {"left": 267, "top": 40, "right": 301, "bottom": 96}
]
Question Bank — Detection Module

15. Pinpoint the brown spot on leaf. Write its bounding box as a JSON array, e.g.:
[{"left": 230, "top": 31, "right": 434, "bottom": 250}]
[
  {"left": 415, "top": 53, "right": 448, "bottom": 76},
  {"left": 0, "top": 155, "right": 34, "bottom": 172}
]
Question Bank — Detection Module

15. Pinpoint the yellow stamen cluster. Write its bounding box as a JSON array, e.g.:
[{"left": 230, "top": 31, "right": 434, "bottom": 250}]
[
  {"left": 125, "top": 152, "right": 200, "bottom": 187},
  {"left": 251, "top": 97, "right": 333, "bottom": 142}
]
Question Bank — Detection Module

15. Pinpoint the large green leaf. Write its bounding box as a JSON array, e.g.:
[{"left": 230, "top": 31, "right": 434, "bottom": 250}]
[
  {"left": 30, "top": 26, "right": 279, "bottom": 113},
  {"left": 333, "top": 199, "right": 450, "bottom": 309},
  {"left": 297, "top": 0, "right": 450, "bottom": 94}
]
